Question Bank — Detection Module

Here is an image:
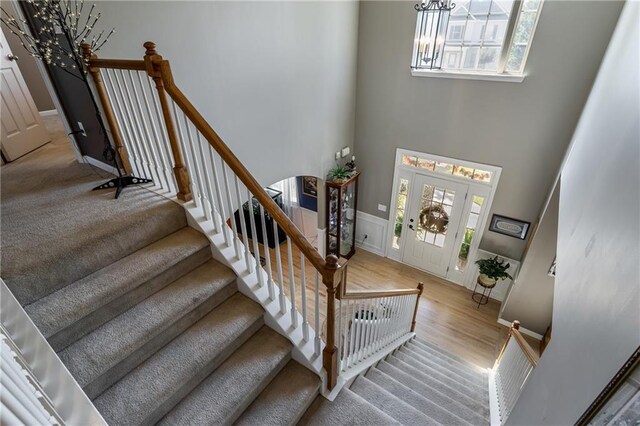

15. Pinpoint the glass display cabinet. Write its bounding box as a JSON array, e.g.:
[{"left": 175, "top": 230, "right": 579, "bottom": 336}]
[{"left": 326, "top": 172, "right": 360, "bottom": 259}]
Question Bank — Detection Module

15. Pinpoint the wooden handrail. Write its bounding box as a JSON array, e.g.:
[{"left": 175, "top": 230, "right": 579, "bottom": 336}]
[
  {"left": 87, "top": 58, "right": 147, "bottom": 70},
  {"left": 495, "top": 321, "right": 539, "bottom": 368},
  {"left": 338, "top": 287, "right": 422, "bottom": 300},
  {"left": 511, "top": 328, "right": 539, "bottom": 367}
]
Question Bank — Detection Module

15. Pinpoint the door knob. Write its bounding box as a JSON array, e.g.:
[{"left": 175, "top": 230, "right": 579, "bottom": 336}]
[
  {"left": 409, "top": 218, "right": 414, "bottom": 222},
  {"left": 408, "top": 224, "right": 414, "bottom": 230},
  {"left": 7, "top": 54, "right": 18, "bottom": 61}
]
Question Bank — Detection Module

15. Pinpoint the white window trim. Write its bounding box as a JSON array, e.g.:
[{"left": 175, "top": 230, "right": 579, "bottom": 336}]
[
  {"left": 386, "top": 148, "right": 502, "bottom": 287},
  {"left": 411, "top": 0, "right": 544, "bottom": 83},
  {"left": 411, "top": 68, "right": 525, "bottom": 83}
]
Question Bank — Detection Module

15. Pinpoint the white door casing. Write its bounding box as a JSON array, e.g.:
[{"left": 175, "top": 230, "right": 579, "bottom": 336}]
[
  {"left": 402, "top": 174, "right": 469, "bottom": 277},
  {"left": 1, "top": 28, "right": 50, "bottom": 161}
]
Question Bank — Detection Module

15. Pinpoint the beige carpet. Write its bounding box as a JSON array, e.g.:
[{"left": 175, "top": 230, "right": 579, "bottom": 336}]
[{"left": 0, "top": 116, "right": 186, "bottom": 305}]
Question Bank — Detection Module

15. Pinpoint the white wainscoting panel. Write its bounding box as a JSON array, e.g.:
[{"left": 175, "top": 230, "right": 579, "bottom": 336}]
[{"left": 355, "top": 211, "right": 388, "bottom": 256}]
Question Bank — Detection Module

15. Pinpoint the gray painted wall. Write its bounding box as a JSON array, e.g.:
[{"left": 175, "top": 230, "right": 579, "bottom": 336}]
[
  {"left": 507, "top": 2, "right": 640, "bottom": 423},
  {"left": 501, "top": 182, "right": 558, "bottom": 335},
  {"left": 2, "top": 25, "right": 55, "bottom": 112},
  {"left": 353, "top": 0, "right": 623, "bottom": 260},
  {"left": 96, "top": 1, "right": 359, "bottom": 187}
]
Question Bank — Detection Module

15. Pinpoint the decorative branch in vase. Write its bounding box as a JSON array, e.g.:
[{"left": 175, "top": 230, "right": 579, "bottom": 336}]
[{"left": 0, "top": 0, "right": 151, "bottom": 198}]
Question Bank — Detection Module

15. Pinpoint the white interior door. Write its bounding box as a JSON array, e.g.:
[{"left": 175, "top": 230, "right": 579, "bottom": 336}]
[
  {"left": 1, "top": 29, "right": 50, "bottom": 161},
  {"left": 402, "top": 173, "right": 469, "bottom": 277}
]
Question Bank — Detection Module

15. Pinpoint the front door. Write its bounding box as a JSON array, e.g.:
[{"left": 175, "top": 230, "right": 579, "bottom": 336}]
[
  {"left": 1, "top": 29, "right": 50, "bottom": 161},
  {"left": 402, "top": 173, "right": 468, "bottom": 277}
]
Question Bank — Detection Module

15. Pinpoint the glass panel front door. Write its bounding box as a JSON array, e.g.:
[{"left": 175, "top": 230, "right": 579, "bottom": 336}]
[{"left": 402, "top": 174, "right": 469, "bottom": 277}]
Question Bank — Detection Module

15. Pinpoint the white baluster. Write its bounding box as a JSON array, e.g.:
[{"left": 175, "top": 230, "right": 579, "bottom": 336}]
[
  {"left": 171, "top": 103, "right": 200, "bottom": 208},
  {"left": 234, "top": 176, "right": 251, "bottom": 271},
  {"left": 246, "top": 189, "right": 263, "bottom": 287},
  {"left": 222, "top": 164, "right": 241, "bottom": 259},
  {"left": 286, "top": 237, "right": 298, "bottom": 328},
  {"left": 105, "top": 69, "right": 147, "bottom": 178},
  {"left": 314, "top": 270, "right": 321, "bottom": 357},
  {"left": 337, "top": 298, "right": 343, "bottom": 369},
  {"left": 127, "top": 70, "right": 164, "bottom": 187},
  {"left": 197, "top": 133, "right": 218, "bottom": 231},
  {"left": 141, "top": 72, "right": 175, "bottom": 190},
  {"left": 272, "top": 220, "right": 286, "bottom": 314},
  {"left": 142, "top": 75, "right": 178, "bottom": 190},
  {"left": 300, "top": 253, "right": 309, "bottom": 342},
  {"left": 207, "top": 147, "right": 229, "bottom": 245},
  {"left": 183, "top": 117, "right": 208, "bottom": 219},
  {"left": 259, "top": 205, "right": 275, "bottom": 301},
  {"left": 341, "top": 297, "right": 350, "bottom": 371},
  {"left": 101, "top": 70, "right": 143, "bottom": 177},
  {"left": 347, "top": 299, "right": 357, "bottom": 369},
  {"left": 120, "top": 69, "right": 154, "bottom": 181}
]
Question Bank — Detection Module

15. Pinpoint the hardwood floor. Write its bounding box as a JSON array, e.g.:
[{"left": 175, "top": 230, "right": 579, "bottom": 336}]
[{"left": 255, "top": 240, "right": 538, "bottom": 370}]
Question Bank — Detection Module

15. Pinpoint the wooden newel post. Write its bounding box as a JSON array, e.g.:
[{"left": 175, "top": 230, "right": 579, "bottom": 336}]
[
  {"left": 411, "top": 282, "right": 424, "bottom": 332},
  {"left": 80, "top": 43, "right": 133, "bottom": 175},
  {"left": 142, "top": 41, "right": 192, "bottom": 202},
  {"left": 512, "top": 320, "right": 521, "bottom": 331},
  {"left": 322, "top": 254, "right": 341, "bottom": 390}
]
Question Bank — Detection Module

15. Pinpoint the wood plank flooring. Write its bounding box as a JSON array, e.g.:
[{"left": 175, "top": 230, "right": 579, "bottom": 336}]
[{"left": 253, "top": 240, "right": 540, "bottom": 370}]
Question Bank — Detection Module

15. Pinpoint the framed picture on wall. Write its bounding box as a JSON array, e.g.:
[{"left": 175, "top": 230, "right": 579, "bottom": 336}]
[
  {"left": 489, "top": 214, "right": 530, "bottom": 240},
  {"left": 302, "top": 176, "right": 318, "bottom": 197}
]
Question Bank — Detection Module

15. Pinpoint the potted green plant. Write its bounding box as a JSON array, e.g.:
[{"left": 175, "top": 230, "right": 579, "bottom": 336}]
[
  {"left": 327, "top": 164, "right": 352, "bottom": 184},
  {"left": 475, "top": 256, "right": 513, "bottom": 287}
]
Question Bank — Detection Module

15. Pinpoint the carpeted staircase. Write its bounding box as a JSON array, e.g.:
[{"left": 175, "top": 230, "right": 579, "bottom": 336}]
[
  {"left": 0, "top": 138, "right": 321, "bottom": 425},
  {"left": 301, "top": 338, "right": 491, "bottom": 426}
]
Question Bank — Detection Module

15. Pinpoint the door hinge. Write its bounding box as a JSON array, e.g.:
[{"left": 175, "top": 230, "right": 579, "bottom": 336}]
[
  {"left": 446, "top": 266, "right": 450, "bottom": 273},
  {"left": 455, "top": 231, "right": 458, "bottom": 239},
  {"left": 464, "top": 192, "right": 469, "bottom": 200}
]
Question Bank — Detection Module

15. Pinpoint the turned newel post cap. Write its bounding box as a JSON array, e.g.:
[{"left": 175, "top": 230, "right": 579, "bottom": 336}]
[
  {"left": 325, "top": 254, "right": 340, "bottom": 270},
  {"left": 80, "top": 43, "right": 92, "bottom": 58},
  {"left": 418, "top": 282, "right": 424, "bottom": 291},
  {"left": 143, "top": 41, "right": 157, "bottom": 55},
  {"left": 512, "top": 320, "right": 521, "bottom": 330}
]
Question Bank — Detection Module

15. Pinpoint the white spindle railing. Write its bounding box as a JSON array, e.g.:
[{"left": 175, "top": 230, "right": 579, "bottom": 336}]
[
  {"left": 492, "top": 321, "right": 538, "bottom": 424},
  {"left": 337, "top": 292, "right": 419, "bottom": 373}
]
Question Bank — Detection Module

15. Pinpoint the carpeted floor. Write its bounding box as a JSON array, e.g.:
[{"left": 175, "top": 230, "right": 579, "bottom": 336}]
[{"left": 0, "top": 116, "right": 186, "bottom": 305}]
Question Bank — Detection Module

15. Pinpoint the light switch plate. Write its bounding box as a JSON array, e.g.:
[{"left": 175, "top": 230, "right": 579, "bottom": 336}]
[
  {"left": 341, "top": 147, "right": 351, "bottom": 158},
  {"left": 378, "top": 204, "right": 387, "bottom": 212},
  {"left": 335, "top": 151, "right": 341, "bottom": 160}
]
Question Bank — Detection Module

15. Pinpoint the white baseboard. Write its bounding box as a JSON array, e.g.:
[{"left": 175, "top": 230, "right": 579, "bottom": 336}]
[
  {"left": 497, "top": 317, "right": 544, "bottom": 340},
  {"left": 82, "top": 155, "right": 118, "bottom": 175},
  {"left": 355, "top": 211, "right": 388, "bottom": 256},
  {"left": 39, "top": 109, "right": 58, "bottom": 117}
]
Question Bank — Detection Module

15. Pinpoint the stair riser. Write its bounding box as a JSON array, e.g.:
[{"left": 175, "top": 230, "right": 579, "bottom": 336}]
[
  {"left": 49, "top": 247, "right": 212, "bottom": 352},
  {"left": 139, "top": 317, "right": 265, "bottom": 426},
  {"left": 400, "top": 346, "right": 486, "bottom": 386},
  {"left": 84, "top": 281, "right": 236, "bottom": 399},
  {"left": 409, "top": 340, "right": 477, "bottom": 370}
]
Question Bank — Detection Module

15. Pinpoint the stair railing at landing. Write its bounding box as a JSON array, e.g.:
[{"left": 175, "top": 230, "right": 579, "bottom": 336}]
[
  {"left": 490, "top": 320, "right": 539, "bottom": 425},
  {"left": 80, "top": 41, "right": 423, "bottom": 392}
]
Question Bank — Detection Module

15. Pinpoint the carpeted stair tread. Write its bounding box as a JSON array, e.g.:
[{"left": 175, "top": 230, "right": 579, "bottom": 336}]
[
  {"left": 299, "top": 387, "right": 401, "bottom": 426},
  {"left": 94, "top": 293, "right": 264, "bottom": 426},
  {"left": 350, "top": 375, "right": 439, "bottom": 425},
  {"left": 234, "top": 360, "right": 321, "bottom": 426},
  {"left": 159, "top": 326, "right": 292, "bottom": 426},
  {"left": 398, "top": 346, "right": 485, "bottom": 389},
  {"left": 377, "top": 359, "right": 490, "bottom": 422},
  {"left": 25, "top": 227, "right": 211, "bottom": 351},
  {"left": 59, "top": 259, "right": 236, "bottom": 398},
  {"left": 387, "top": 353, "right": 488, "bottom": 406},
  {"left": 410, "top": 338, "right": 481, "bottom": 372},
  {"left": 366, "top": 367, "right": 483, "bottom": 426},
  {"left": 393, "top": 349, "right": 487, "bottom": 396},
  {"left": 2, "top": 183, "right": 187, "bottom": 306},
  {"left": 405, "top": 340, "right": 485, "bottom": 379}
]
